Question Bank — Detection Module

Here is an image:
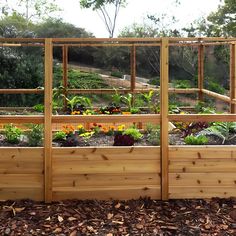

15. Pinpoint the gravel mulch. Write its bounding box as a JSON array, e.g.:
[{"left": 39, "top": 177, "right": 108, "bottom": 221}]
[{"left": 0, "top": 198, "right": 236, "bottom": 235}]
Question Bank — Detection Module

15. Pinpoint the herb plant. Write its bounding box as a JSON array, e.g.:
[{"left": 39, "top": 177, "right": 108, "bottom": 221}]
[
  {"left": 4, "top": 124, "right": 22, "bottom": 144},
  {"left": 26, "top": 124, "right": 43, "bottom": 147}
]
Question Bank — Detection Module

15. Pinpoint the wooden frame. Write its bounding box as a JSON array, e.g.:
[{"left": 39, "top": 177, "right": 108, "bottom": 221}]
[{"left": 1, "top": 37, "right": 236, "bottom": 202}]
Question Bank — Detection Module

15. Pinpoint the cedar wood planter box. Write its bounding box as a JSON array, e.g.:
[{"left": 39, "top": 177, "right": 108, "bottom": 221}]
[{"left": 1, "top": 145, "right": 236, "bottom": 201}]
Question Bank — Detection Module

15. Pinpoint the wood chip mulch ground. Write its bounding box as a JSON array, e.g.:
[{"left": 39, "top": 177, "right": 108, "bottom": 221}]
[{"left": 0, "top": 198, "right": 236, "bottom": 236}]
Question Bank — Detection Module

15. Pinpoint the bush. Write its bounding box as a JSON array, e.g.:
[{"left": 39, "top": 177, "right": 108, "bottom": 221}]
[
  {"left": 26, "top": 124, "right": 43, "bottom": 147},
  {"left": 4, "top": 124, "right": 22, "bottom": 144}
]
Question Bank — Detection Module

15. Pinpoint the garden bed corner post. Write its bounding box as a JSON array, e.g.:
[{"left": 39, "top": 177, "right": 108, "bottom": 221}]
[
  {"left": 160, "top": 38, "right": 169, "bottom": 200},
  {"left": 44, "top": 38, "right": 53, "bottom": 203},
  {"left": 198, "top": 43, "right": 204, "bottom": 102},
  {"left": 230, "top": 42, "right": 236, "bottom": 113}
]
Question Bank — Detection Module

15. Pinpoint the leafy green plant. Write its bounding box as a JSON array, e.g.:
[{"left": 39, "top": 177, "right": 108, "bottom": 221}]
[
  {"left": 184, "top": 134, "right": 208, "bottom": 145},
  {"left": 146, "top": 123, "right": 160, "bottom": 145},
  {"left": 64, "top": 95, "right": 92, "bottom": 113},
  {"left": 173, "top": 80, "right": 191, "bottom": 89},
  {"left": 199, "top": 122, "right": 236, "bottom": 144},
  {"left": 26, "top": 124, "right": 43, "bottom": 147},
  {"left": 53, "top": 131, "right": 67, "bottom": 141},
  {"left": 194, "top": 101, "right": 215, "bottom": 114},
  {"left": 4, "top": 124, "right": 22, "bottom": 144},
  {"left": 130, "top": 107, "right": 140, "bottom": 114},
  {"left": 33, "top": 103, "right": 44, "bottom": 112},
  {"left": 111, "top": 88, "right": 122, "bottom": 107},
  {"left": 143, "top": 91, "right": 159, "bottom": 114},
  {"left": 143, "top": 90, "right": 154, "bottom": 112},
  {"left": 121, "top": 93, "right": 133, "bottom": 111},
  {"left": 123, "top": 127, "right": 143, "bottom": 141}
]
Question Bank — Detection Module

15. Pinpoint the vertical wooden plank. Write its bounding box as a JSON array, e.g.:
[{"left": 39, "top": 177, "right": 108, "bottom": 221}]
[
  {"left": 62, "top": 45, "right": 68, "bottom": 110},
  {"left": 198, "top": 45, "right": 204, "bottom": 101},
  {"left": 130, "top": 45, "right": 136, "bottom": 91},
  {"left": 44, "top": 38, "right": 53, "bottom": 203},
  {"left": 160, "top": 38, "right": 169, "bottom": 200},
  {"left": 230, "top": 43, "right": 236, "bottom": 113}
]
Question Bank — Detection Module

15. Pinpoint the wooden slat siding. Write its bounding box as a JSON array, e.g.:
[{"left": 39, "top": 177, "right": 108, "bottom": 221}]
[
  {"left": 62, "top": 45, "right": 68, "bottom": 110},
  {"left": 53, "top": 186, "right": 161, "bottom": 201},
  {"left": 230, "top": 43, "right": 236, "bottom": 113},
  {"left": 52, "top": 147, "right": 160, "bottom": 200},
  {"left": 169, "top": 114, "right": 236, "bottom": 122},
  {"left": 198, "top": 45, "right": 204, "bottom": 101},
  {"left": 169, "top": 146, "right": 236, "bottom": 199},
  {"left": 44, "top": 38, "right": 53, "bottom": 203},
  {"left": 52, "top": 146, "right": 160, "bottom": 159},
  {"left": 53, "top": 173, "right": 160, "bottom": 188},
  {"left": 0, "top": 148, "right": 44, "bottom": 174},
  {"left": 160, "top": 38, "right": 169, "bottom": 200},
  {"left": 53, "top": 160, "right": 160, "bottom": 175},
  {"left": 52, "top": 114, "right": 160, "bottom": 124},
  {"left": 0, "top": 188, "right": 43, "bottom": 201},
  {"left": 170, "top": 173, "right": 236, "bottom": 186},
  {"left": 202, "top": 89, "right": 230, "bottom": 103},
  {"left": 0, "top": 148, "right": 44, "bottom": 200},
  {"left": 169, "top": 187, "right": 236, "bottom": 199}
]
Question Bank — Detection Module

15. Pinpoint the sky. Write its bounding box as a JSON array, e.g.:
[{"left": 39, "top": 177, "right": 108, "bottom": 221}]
[{"left": 56, "top": 0, "right": 221, "bottom": 37}]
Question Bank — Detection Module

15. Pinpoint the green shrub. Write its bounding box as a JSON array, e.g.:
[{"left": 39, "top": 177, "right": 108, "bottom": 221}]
[
  {"left": 173, "top": 80, "right": 191, "bottom": 89},
  {"left": 184, "top": 134, "right": 208, "bottom": 145},
  {"left": 4, "top": 124, "right": 22, "bottom": 144},
  {"left": 26, "top": 124, "right": 43, "bottom": 147},
  {"left": 111, "top": 70, "right": 123, "bottom": 78}
]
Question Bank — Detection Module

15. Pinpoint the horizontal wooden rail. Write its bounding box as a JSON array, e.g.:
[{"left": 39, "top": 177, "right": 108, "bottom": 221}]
[
  {"left": 52, "top": 38, "right": 162, "bottom": 43},
  {"left": 0, "top": 115, "right": 44, "bottom": 123},
  {"left": 0, "top": 38, "right": 45, "bottom": 43},
  {"left": 54, "top": 42, "right": 236, "bottom": 48},
  {"left": 52, "top": 114, "right": 160, "bottom": 124},
  {"left": 55, "top": 43, "right": 161, "bottom": 47},
  {"left": 202, "top": 89, "right": 230, "bottom": 103},
  {"left": 169, "top": 114, "right": 236, "bottom": 122},
  {"left": 168, "top": 88, "right": 199, "bottom": 94},
  {"left": 0, "top": 89, "right": 44, "bottom": 94}
]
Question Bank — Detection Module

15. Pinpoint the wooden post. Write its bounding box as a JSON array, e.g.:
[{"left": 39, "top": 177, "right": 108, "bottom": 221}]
[
  {"left": 160, "top": 38, "right": 169, "bottom": 200},
  {"left": 130, "top": 45, "right": 136, "bottom": 91},
  {"left": 198, "top": 45, "right": 204, "bottom": 101},
  {"left": 230, "top": 43, "right": 236, "bottom": 113},
  {"left": 44, "top": 38, "right": 53, "bottom": 203},
  {"left": 130, "top": 45, "right": 136, "bottom": 106},
  {"left": 62, "top": 45, "right": 68, "bottom": 111}
]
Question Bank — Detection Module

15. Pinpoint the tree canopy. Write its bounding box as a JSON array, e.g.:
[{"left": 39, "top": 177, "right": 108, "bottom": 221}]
[{"left": 80, "top": 0, "right": 127, "bottom": 37}]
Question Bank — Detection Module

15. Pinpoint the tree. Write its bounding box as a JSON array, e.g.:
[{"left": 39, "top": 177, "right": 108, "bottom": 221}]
[
  {"left": 207, "top": 0, "right": 236, "bottom": 36},
  {"left": 0, "top": 0, "right": 60, "bottom": 25},
  {"left": 79, "top": 0, "right": 127, "bottom": 38}
]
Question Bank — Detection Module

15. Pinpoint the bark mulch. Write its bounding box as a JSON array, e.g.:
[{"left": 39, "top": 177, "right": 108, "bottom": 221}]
[{"left": 0, "top": 198, "right": 236, "bottom": 236}]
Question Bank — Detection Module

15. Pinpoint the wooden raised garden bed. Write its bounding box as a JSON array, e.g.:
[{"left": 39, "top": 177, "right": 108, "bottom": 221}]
[{"left": 0, "top": 37, "right": 236, "bottom": 202}]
